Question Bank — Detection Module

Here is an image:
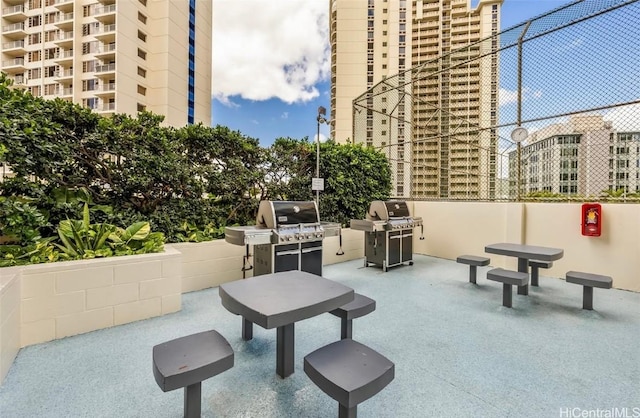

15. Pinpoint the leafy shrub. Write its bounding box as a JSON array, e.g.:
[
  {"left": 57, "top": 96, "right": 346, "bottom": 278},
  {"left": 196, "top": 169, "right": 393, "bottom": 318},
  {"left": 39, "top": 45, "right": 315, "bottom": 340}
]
[
  {"left": 0, "top": 73, "right": 393, "bottom": 265},
  {"left": 0, "top": 196, "right": 49, "bottom": 245},
  {"left": 54, "top": 204, "right": 164, "bottom": 260}
]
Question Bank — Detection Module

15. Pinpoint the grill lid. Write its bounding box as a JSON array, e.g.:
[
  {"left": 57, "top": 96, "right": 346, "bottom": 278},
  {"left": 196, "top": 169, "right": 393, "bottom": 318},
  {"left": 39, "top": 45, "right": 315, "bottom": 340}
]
[
  {"left": 367, "top": 200, "right": 411, "bottom": 221},
  {"left": 256, "top": 200, "right": 320, "bottom": 229}
]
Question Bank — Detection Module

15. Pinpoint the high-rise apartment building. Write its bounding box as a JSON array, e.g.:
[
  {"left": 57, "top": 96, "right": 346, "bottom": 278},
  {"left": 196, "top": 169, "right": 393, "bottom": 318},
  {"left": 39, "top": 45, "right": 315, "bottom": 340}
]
[
  {"left": 509, "top": 115, "right": 640, "bottom": 197},
  {"left": 330, "top": 0, "right": 502, "bottom": 198},
  {"left": 0, "top": 0, "right": 211, "bottom": 127}
]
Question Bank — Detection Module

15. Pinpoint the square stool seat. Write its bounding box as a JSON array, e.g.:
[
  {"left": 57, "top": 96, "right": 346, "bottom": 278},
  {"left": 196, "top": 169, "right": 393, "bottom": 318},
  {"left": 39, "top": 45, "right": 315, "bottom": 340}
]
[
  {"left": 153, "top": 330, "right": 234, "bottom": 418},
  {"left": 304, "top": 339, "right": 394, "bottom": 417}
]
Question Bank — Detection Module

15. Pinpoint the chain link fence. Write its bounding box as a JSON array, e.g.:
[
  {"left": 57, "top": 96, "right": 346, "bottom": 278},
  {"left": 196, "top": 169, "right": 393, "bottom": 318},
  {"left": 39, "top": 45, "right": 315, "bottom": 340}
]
[{"left": 353, "top": 0, "right": 640, "bottom": 202}]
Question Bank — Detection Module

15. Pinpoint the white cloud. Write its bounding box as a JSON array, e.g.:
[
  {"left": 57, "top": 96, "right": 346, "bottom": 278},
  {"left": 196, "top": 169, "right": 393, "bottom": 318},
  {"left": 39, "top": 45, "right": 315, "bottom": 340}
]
[
  {"left": 499, "top": 88, "right": 519, "bottom": 106},
  {"left": 604, "top": 103, "right": 640, "bottom": 131},
  {"left": 212, "top": 1, "right": 330, "bottom": 106},
  {"left": 313, "top": 133, "right": 329, "bottom": 143},
  {"left": 281, "top": 112, "right": 289, "bottom": 119},
  {"left": 499, "top": 87, "right": 543, "bottom": 107}
]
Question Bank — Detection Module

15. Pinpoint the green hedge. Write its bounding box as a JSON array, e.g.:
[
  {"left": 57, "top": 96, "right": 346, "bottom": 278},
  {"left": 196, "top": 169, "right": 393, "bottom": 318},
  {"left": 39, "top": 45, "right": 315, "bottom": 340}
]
[{"left": 0, "top": 73, "right": 391, "bottom": 251}]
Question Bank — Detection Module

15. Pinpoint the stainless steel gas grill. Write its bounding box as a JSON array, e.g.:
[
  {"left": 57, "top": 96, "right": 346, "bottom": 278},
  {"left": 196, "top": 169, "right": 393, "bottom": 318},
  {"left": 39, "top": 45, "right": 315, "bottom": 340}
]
[
  {"left": 350, "top": 200, "right": 424, "bottom": 272},
  {"left": 225, "top": 200, "right": 341, "bottom": 276}
]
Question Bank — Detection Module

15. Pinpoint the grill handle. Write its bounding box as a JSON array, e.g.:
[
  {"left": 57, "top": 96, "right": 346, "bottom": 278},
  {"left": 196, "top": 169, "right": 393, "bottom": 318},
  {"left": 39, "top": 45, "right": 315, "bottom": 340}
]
[
  {"left": 420, "top": 224, "right": 425, "bottom": 240},
  {"left": 336, "top": 233, "right": 345, "bottom": 256}
]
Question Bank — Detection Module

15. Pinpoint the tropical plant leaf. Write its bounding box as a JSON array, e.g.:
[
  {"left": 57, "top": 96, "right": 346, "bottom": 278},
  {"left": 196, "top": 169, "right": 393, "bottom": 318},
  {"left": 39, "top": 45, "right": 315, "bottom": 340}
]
[
  {"left": 54, "top": 229, "right": 79, "bottom": 257},
  {"left": 82, "top": 203, "right": 90, "bottom": 230},
  {"left": 122, "top": 222, "right": 150, "bottom": 242}
]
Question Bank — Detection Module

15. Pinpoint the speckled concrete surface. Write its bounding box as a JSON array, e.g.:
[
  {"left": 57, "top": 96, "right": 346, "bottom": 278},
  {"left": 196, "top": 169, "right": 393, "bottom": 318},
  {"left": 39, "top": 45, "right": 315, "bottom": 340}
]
[{"left": 1, "top": 255, "right": 639, "bottom": 417}]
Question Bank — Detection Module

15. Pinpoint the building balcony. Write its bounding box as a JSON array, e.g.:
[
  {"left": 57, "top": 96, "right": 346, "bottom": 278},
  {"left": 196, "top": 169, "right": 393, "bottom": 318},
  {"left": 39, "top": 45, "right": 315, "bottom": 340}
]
[
  {"left": 94, "top": 82, "right": 115, "bottom": 97},
  {"left": 54, "top": 69, "right": 73, "bottom": 80},
  {"left": 1, "top": 57, "right": 24, "bottom": 73},
  {"left": 42, "top": 88, "right": 61, "bottom": 99},
  {"left": 94, "top": 42, "right": 115, "bottom": 60},
  {"left": 53, "top": 0, "right": 74, "bottom": 12},
  {"left": 1, "top": 21, "right": 25, "bottom": 39},
  {"left": 95, "top": 24, "right": 116, "bottom": 42},
  {"left": 1, "top": 4, "right": 26, "bottom": 22},
  {"left": 54, "top": 12, "right": 74, "bottom": 30},
  {"left": 95, "top": 63, "right": 115, "bottom": 76},
  {"left": 59, "top": 87, "right": 73, "bottom": 97},
  {"left": 9, "top": 74, "right": 27, "bottom": 88},
  {"left": 1, "top": 39, "right": 25, "bottom": 56},
  {"left": 53, "top": 49, "right": 74, "bottom": 65},
  {"left": 96, "top": 102, "right": 115, "bottom": 113},
  {"left": 94, "top": 4, "right": 116, "bottom": 23},
  {"left": 54, "top": 31, "right": 74, "bottom": 47}
]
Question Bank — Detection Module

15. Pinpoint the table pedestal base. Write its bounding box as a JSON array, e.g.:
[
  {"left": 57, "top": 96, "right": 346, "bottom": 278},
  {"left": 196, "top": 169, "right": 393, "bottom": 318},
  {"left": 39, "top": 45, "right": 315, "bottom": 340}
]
[
  {"left": 517, "top": 258, "right": 529, "bottom": 295},
  {"left": 242, "top": 318, "right": 253, "bottom": 340},
  {"left": 277, "top": 323, "right": 295, "bottom": 378}
]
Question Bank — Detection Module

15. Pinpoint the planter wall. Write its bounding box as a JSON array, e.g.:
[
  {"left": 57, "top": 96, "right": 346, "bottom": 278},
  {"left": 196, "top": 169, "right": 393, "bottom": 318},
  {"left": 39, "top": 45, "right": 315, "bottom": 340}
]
[
  {"left": 19, "top": 246, "right": 182, "bottom": 348},
  {"left": 0, "top": 233, "right": 366, "bottom": 386},
  {"left": 0, "top": 268, "right": 20, "bottom": 385}
]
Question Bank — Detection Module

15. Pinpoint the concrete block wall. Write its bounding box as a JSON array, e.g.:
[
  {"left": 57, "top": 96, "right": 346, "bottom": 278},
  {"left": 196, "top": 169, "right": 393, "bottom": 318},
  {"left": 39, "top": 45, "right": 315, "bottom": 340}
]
[
  {"left": 19, "top": 246, "right": 182, "bottom": 347},
  {"left": 411, "top": 201, "right": 640, "bottom": 292},
  {"left": 173, "top": 240, "right": 249, "bottom": 293},
  {"left": 323, "top": 228, "right": 364, "bottom": 265},
  {"left": 0, "top": 268, "right": 20, "bottom": 385}
]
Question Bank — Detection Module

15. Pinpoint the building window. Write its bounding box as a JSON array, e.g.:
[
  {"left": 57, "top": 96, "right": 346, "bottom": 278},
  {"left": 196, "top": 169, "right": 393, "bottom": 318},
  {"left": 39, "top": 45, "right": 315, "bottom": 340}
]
[
  {"left": 83, "top": 60, "right": 97, "bottom": 73},
  {"left": 82, "top": 79, "right": 98, "bottom": 91},
  {"left": 137, "top": 49, "right": 147, "bottom": 60},
  {"left": 187, "top": 0, "right": 196, "bottom": 125},
  {"left": 29, "top": 33, "right": 41, "bottom": 45},
  {"left": 83, "top": 98, "right": 98, "bottom": 109},
  {"left": 29, "top": 16, "right": 41, "bottom": 27},
  {"left": 138, "top": 30, "right": 147, "bottom": 42},
  {"left": 138, "top": 0, "right": 147, "bottom": 6},
  {"left": 28, "top": 51, "right": 41, "bottom": 62},
  {"left": 44, "top": 30, "right": 57, "bottom": 43},
  {"left": 137, "top": 85, "right": 147, "bottom": 95},
  {"left": 138, "top": 12, "right": 147, "bottom": 24},
  {"left": 44, "top": 48, "right": 59, "bottom": 60},
  {"left": 44, "top": 66, "right": 57, "bottom": 78},
  {"left": 82, "top": 22, "right": 99, "bottom": 36},
  {"left": 137, "top": 66, "right": 147, "bottom": 77},
  {"left": 44, "top": 12, "right": 57, "bottom": 24},
  {"left": 137, "top": 103, "right": 146, "bottom": 112},
  {"left": 28, "top": 68, "right": 41, "bottom": 79}
]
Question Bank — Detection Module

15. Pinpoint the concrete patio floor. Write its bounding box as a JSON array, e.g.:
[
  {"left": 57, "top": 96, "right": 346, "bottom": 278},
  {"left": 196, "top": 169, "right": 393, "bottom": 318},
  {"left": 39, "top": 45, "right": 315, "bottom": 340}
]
[{"left": 1, "top": 255, "right": 639, "bottom": 417}]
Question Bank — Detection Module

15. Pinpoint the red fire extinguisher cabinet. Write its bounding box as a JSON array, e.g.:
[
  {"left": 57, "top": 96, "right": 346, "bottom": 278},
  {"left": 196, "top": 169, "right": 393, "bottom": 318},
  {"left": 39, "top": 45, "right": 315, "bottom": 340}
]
[{"left": 581, "top": 203, "right": 601, "bottom": 237}]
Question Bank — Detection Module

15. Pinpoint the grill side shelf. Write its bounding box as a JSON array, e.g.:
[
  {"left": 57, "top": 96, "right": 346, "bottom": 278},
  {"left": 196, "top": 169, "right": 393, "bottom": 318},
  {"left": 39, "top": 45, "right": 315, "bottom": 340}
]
[{"left": 224, "top": 226, "right": 273, "bottom": 246}]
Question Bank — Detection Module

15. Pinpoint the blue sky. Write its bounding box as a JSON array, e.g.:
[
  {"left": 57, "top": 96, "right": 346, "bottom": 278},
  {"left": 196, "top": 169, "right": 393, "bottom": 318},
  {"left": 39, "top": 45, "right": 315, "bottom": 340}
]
[{"left": 211, "top": 0, "right": 575, "bottom": 147}]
